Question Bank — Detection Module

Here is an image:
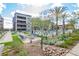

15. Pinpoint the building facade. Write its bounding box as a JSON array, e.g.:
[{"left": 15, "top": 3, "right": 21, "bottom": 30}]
[
  {"left": 13, "top": 12, "right": 32, "bottom": 32},
  {"left": 0, "top": 16, "right": 4, "bottom": 31}
]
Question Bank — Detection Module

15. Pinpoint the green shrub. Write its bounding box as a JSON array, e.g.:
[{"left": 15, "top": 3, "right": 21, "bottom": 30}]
[
  {"left": 64, "top": 36, "right": 79, "bottom": 45},
  {"left": 37, "top": 35, "right": 47, "bottom": 38},
  {"left": 24, "top": 32, "right": 29, "bottom": 34},
  {"left": 11, "top": 32, "right": 17, "bottom": 35},
  {"left": 12, "top": 35, "right": 23, "bottom": 45},
  {"left": 70, "top": 36, "right": 79, "bottom": 41},
  {"left": 69, "top": 32, "right": 79, "bottom": 41},
  {"left": 74, "top": 29, "right": 79, "bottom": 33},
  {"left": 57, "top": 30, "right": 79, "bottom": 48},
  {"left": 58, "top": 34, "right": 79, "bottom": 48},
  {"left": 2, "top": 45, "right": 28, "bottom": 56},
  {"left": 43, "top": 40, "right": 51, "bottom": 45},
  {"left": 43, "top": 38, "right": 56, "bottom": 45},
  {"left": 64, "top": 39, "right": 74, "bottom": 45},
  {"left": 57, "top": 34, "right": 69, "bottom": 41},
  {"left": 2, "top": 34, "right": 25, "bottom": 56},
  {"left": 24, "top": 32, "right": 30, "bottom": 36},
  {"left": 55, "top": 41, "right": 64, "bottom": 46},
  {"left": 59, "top": 43, "right": 69, "bottom": 48},
  {"left": 15, "top": 49, "right": 28, "bottom": 56}
]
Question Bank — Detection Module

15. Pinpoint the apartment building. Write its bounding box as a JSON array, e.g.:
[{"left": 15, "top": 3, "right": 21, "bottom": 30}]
[
  {"left": 0, "top": 16, "right": 4, "bottom": 31},
  {"left": 13, "top": 12, "right": 32, "bottom": 32}
]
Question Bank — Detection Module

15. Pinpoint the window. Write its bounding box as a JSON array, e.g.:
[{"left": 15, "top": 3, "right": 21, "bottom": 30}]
[{"left": 17, "top": 16, "right": 26, "bottom": 19}]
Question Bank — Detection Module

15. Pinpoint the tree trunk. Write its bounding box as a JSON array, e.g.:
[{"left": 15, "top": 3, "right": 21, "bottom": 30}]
[
  {"left": 56, "top": 16, "right": 58, "bottom": 36},
  {"left": 73, "top": 25, "right": 75, "bottom": 32},
  {"left": 41, "top": 35, "right": 43, "bottom": 49},
  {"left": 62, "top": 17, "right": 65, "bottom": 34}
]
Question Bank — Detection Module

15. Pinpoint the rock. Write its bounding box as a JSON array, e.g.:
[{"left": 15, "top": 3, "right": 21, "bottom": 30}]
[{"left": 43, "top": 45, "right": 69, "bottom": 56}]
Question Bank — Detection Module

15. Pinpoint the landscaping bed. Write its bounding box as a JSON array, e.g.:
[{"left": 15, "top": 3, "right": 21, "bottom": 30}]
[
  {"left": 38, "top": 30, "right": 79, "bottom": 56},
  {"left": 2, "top": 33, "right": 28, "bottom": 56},
  {"left": 42, "top": 30, "right": 79, "bottom": 49},
  {"left": 1, "top": 30, "right": 79, "bottom": 56}
]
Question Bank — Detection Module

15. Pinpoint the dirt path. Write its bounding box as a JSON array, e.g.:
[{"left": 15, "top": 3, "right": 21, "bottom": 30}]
[{"left": 24, "top": 41, "right": 43, "bottom": 56}]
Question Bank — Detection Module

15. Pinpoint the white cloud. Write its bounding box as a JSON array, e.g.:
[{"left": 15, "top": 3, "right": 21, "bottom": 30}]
[
  {"left": 2, "top": 0, "right": 79, "bottom": 18},
  {"left": 0, "top": 0, "right": 59, "bottom": 6},
  {"left": 77, "top": 3, "right": 79, "bottom": 7},
  {"left": 0, "top": 3, "right": 6, "bottom": 14},
  {"left": 11, "top": 10, "right": 31, "bottom": 16},
  {"left": 0, "top": 0, "right": 79, "bottom": 6},
  {"left": 1, "top": 0, "right": 79, "bottom": 17},
  {"left": 10, "top": 4, "right": 44, "bottom": 17},
  {"left": 11, "top": 3, "right": 63, "bottom": 17},
  {"left": 23, "top": 6, "right": 43, "bottom": 17},
  {"left": 52, "top": 3, "right": 63, "bottom": 7}
]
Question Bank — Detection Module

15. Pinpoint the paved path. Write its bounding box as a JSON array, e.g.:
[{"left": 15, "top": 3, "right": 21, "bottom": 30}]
[
  {"left": 18, "top": 32, "right": 41, "bottom": 43},
  {"left": 0, "top": 44, "right": 4, "bottom": 56},
  {"left": 66, "top": 43, "right": 79, "bottom": 56},
  {"left": 0, "top": 31, "right": 13, "bottom": 55},
  {"left": 0, "top": 31, "right": 13, "bottom": 43}
]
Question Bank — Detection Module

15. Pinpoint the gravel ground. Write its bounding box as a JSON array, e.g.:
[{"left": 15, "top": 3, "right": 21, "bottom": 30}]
[
  {"left": 23, "top": 41, "right": 70, "bottom": 56},
  {"left": 43, "top": 45, "right": 70, "bottom": 56}
]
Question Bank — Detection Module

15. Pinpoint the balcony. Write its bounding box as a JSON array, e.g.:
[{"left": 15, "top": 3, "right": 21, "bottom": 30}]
[
  {"left": 17, "top": 22, "right": 26, "bottom": 25},
  {"left": 17, "top": 16, "right": 26, "bottom": 19}
]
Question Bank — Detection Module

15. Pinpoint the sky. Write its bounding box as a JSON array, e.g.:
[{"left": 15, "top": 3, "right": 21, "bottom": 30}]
[{"left": 0, "top": 0, "right": 79, "bottom": 29}]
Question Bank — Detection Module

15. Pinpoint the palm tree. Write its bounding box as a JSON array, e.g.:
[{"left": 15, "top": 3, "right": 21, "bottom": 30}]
[
  {"left": 62, "top": 13, "right": 66, "bottom": 34},
  {"left": 62, "top": 12, "right": 69, "bottom": 34},
  {"left": 68, "top": 18, "right": 77, "bottom": 32},
  {"left": 50, "top": 6, "right": 66, "bottom": 36},
  {"left": 68, "top": 12, "right": 78, "bottom": 31}
]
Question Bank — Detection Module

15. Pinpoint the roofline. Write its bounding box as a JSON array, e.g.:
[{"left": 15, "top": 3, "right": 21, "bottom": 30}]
[{"left": 14, "top": 12, "right": 32, "bottom": 17}]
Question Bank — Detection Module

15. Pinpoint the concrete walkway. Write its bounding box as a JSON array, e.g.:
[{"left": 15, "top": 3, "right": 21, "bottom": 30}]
[
  {"left": 66, "top": 43, "right": 79, "bottom": 56},
  {"left": 18, "top": 32, "right": 41, "bottom": 43},
  {"left": 0, "top": 31, "right": 13, "bottom": 43},
  {"left": 0, "top": 44, "right": 4, "bottom": 56},
  {"left": 0, "top": 31, "right": 13, "bottom": 56}
]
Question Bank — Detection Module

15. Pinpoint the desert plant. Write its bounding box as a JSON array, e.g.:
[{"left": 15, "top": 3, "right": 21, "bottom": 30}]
[
  {"left": 43, "top": 37, "right": 57, "bottom": 45},
  {"left": 57, "top": 34, "right": 69, "bottom": 41}
]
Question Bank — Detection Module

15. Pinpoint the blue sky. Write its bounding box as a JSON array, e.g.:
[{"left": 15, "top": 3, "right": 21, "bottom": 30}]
[
  {"left": 41, "top": 3, "right": 79, "bottom": 16},
  {"left": 0, "top": 2, "right": 79, "bottom": 29},
  {"left": 1, "top": 3, "right": 17, "bottom": 17},
  {"left": 0, "top": 3, "right": 79, "bottom": 18}
]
